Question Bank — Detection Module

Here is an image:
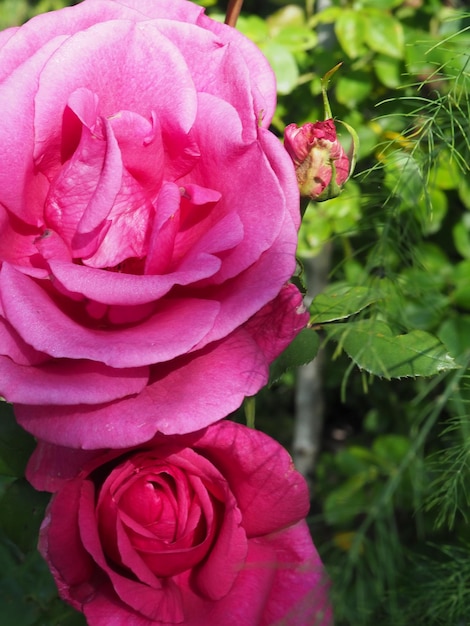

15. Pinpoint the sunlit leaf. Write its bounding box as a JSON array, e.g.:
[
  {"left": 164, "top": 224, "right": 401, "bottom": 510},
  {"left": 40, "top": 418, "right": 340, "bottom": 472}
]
[
  {"left": 373, "top": 54, "right": 402, "bottom": 88},
  {"left": 327, "top": 320, "right": 458, "bottom": 378},
  {"left": 336, "top": 72, "right": 373, "bottom": 108},
  {"left": 310, "top": 286, "right": 382, "bottom": 324},
  {"left": 260, "top": 41, "right": 299, "bottom": 95},
  {"left": 335, "top": 10, "right": 368, "bottom": 59},
  {"left": 364, "top": 12, "right": 404, "bottom": 59}
]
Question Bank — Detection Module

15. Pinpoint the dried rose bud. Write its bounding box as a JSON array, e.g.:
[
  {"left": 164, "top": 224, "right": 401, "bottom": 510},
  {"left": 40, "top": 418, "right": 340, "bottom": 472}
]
[{"left": 284, "top": 119, "right": 350, "bottom": 201}]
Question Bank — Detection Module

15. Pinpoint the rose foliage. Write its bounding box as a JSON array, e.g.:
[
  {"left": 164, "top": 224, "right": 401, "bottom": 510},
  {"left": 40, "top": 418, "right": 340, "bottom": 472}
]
[
  {"left": 0, "top": 0, "right": 307, "bottom": 449},
  {"left": 27, "top": 420, "right": 332, "bottom": 626}
]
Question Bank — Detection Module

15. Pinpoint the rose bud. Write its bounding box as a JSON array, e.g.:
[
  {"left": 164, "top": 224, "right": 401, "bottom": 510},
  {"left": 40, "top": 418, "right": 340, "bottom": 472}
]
[{"left": 284, "top": 119, "right": 350, "bottom": 201}]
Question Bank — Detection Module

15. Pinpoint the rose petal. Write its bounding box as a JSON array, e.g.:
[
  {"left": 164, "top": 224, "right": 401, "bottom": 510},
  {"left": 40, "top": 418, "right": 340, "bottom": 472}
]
[
  {"left": 180, "top": 93, "right": 295, "bottom": 284},
  {"left": 193, "top": 420, "right": 310, "bottom": 538},
  {"left": 27, "top": 441, "right": 100, "bottom": 492},
  {"left": 39, "top": 481, "right": 97, "bottom": 609},
  {"left": 154, "top": 21, "right": 259, "bottom": 143},
  {"left": 1, "top": 263, "right": 220, "bottom": 368},
  {"left": 33, "top": 20, "right": 197, "bottom": 165},
  {"left": 0, "top": 34, "right": 66, "bottom": 222},
  {"left": 48, "top": 255, "right": 221, "bottom": 306},
  {"left": 191, "top": 477, "right": 247, "bottom": 601},
  {"left": 15, "top": 324, "right": 267, "bottom": 448},
  {"left": 195, "top": 11, "right": 276, "bottom": 127},
  {"left": 175, "top": 521, "right": 332, "bottom": 626},
  {"left": 258, "top": 522, "right": 333, "bottom": 626},
  {"left": 16, "top": 284, "right": 306, "bottom": 448},
  {"left": 0, "top": 357, "right": 149, "bottom": 405},
  {"left": 78, "top": 480, "right": 185, "bottom": 622},
  {"left": 0, "top": 317, "right": 48, "bottom": 366}
]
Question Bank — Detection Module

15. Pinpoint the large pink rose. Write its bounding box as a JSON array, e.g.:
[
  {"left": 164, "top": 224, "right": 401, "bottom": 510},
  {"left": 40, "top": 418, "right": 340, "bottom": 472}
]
[
  {"left": 28, "top": 420, "right": 332, "bottom": 626},
  {"left": 0, "top": 0, "right": 307, "bottom": 448}
]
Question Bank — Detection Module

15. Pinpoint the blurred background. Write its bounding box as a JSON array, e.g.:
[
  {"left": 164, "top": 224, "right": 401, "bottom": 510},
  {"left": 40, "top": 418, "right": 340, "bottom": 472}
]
[{"left": 1, "top": 0, "right": 470, "bottom": 624}]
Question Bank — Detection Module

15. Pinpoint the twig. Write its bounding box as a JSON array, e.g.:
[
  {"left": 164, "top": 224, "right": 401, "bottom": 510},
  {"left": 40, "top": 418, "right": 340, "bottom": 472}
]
[{"left": 225, "top": 0, "right": 244, "bottom": 27}]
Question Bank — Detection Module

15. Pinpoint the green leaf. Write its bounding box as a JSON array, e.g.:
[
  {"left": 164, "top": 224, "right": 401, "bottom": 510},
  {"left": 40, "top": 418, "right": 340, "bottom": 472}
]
[
  {"left": 361, "top": 0, "right": 405, "bottom": 8},
  {"left": 0, "top": 480, "right": 50, "bottom": 553},
  {"left": 458, "top": 175, "right": 470, "bottom": 210},
  {"left": 364, "top": 13, "right": 404, "bottom": 59},
  {"left": 266, "top": 4, "right": 305, "bottom": 30},
  {"left": 269, "top": 328, "right": 320, "bottom": 385},
  {"left": 0, "top": 403, "right": 36, "bottom": 477},
  {"left": 334, "top": 10, "right": 368, "bottom": 59},
  {"left": 438, "top": 316, "right": 470, "bottom": 365},
  {"left": 327, "top": 320, "right": 458, "bottom": 378},
  {"left": 373, "top": 54, "right": 402, "bottom": 88},
  {"left": 452, "top": 260, "right": 470, "bottom": 310},
  {"left": 335, "top": 447, "right": 377, "bottom": 475},
  {"left": 309, "top": 6, "right": 342, "bottom": 28},
  {"left": 0, "top": 533, "right": 86, "bottom": 626},
  {"left": 297, "top": 206, "right": 333, "bottom": 257},
  {"left": 235, "top": 14, "right": 269, "bottom": 43},
  {"left": 372, "top": 434, "right": 410, "bottom": 466},
  {"left": 324, "top": 471, "right": 377, "bottom": 525},
  {"left": 336, "top": 71, "right": 373, "bottom": 108},
  {"left": 271, "top": 25, "right": 317, "bottom": 53},
  {"left": 0, "top": 542, "right": 46, "bottom": 626},
  {"left": 453, "top": 214, "right": 470, "bottom": 259},
  {"left": 417, "top": 187, "right": 448, "bottom": 235},
  {"left": 0, "top": 0, "right": 29, "bottom": 29},
  {"left": 431, "top": 149, "right": 462, "bottom": 190},
  {"left": 337, "top": 119, "right": 360, "bottom": 179},
  {"left": 384, "top": 151, "right": 423, "bottom": 207},
  {"left": 259, "top": 41, "right": 299, "bottom": 95},
  {"left": 310, "top": 285, "right": 382, "bottom": 324}
]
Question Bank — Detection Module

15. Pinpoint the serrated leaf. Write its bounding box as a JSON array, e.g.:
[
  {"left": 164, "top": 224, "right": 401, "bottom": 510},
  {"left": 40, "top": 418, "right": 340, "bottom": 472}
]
[
  {"left": 438, "top": 315, "right": 470, "bottom": 365},
  {"left": 269, "top": 328, "right": 320, "bottom": 385},
  {"left": 327, "top": 320, "right": 458, "bottom": 378},
  {"left": 310, "top": 286, "right": 382, "bottom": 324}
]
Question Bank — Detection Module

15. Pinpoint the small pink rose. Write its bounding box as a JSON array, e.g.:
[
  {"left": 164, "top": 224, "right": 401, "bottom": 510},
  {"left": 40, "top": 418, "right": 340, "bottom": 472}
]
[
  {"left": 29, "top": 420, "right": 333, "bottom": 626},
  {"left": 0, "top": 0, "right": 307, "bottom": 448},
  {"left": 284, "top": 119, "right": 350, "bottom": 201}
]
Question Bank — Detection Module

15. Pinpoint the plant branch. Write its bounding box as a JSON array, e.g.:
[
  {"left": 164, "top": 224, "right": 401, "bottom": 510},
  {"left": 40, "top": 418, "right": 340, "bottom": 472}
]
[{"left": 225, "top": 0, "right": 244, "bottom": 27}]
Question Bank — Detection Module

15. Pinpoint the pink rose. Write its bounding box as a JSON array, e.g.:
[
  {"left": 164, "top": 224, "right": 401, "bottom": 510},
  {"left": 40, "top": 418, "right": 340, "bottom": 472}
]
[
  {"left": 0, "top": 0, "right": 307, "bottom": 448},
  {"left": 28, "top": 420, "right": 332, "bottom": 626},
  {"left": 284, "top": 119, "right": 350, "bottom": 201}
]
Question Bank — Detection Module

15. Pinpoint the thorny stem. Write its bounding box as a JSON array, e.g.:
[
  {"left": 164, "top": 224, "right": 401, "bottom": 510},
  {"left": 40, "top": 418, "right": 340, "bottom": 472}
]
[{"left": 225, "top": 0, "right": 244, "bottom": 27}]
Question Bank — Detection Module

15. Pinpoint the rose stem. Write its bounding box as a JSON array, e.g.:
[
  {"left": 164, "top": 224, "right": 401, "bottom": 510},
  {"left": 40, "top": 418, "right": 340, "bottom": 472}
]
[{"left": 225, "top": 0, "right": 244, "bottom": 27}]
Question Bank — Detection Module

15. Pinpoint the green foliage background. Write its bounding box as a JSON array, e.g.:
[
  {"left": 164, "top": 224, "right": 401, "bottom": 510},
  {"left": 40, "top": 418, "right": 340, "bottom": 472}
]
[{"left": 1, "top": 0, "right": 470, "bottom": 624}]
